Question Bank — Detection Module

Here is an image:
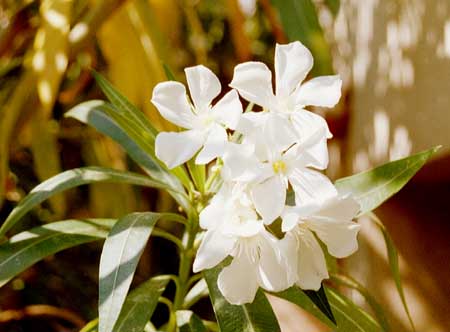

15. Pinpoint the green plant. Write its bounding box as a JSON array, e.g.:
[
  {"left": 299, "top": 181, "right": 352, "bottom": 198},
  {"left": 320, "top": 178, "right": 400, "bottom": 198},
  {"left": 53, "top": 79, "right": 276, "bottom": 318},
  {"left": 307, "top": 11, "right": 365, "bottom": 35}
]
[{"left": 0, "top": 62, "right": 438, "bottom": 331}]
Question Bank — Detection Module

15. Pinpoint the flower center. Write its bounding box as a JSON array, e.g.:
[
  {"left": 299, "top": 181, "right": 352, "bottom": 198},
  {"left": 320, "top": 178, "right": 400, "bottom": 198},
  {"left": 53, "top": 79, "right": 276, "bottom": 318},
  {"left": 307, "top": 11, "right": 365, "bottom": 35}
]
[
  {"left": 198, "top": 113, "right": 214, "bottom": 127},
  {"left": 272, "top": 160, "right": 287, "bottom": 174}
]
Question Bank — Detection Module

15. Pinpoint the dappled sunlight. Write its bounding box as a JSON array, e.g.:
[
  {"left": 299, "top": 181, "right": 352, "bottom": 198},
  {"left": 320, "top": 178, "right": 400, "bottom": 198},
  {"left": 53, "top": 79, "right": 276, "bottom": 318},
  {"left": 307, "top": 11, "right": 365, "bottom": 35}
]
[
  {"left": 389, "top": 125, "right": 412, "bottom": 161},
  {"left": 332, "top": 0, "right": 450, "bottom": 175}
]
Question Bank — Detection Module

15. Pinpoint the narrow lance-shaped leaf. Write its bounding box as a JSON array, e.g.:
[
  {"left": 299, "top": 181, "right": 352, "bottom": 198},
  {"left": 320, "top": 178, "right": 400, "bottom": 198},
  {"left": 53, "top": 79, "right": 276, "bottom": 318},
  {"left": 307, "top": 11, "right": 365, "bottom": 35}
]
[
  {"left": 113, "top": 275, "right": 171, "bottom": 332},
  {"left": 326, "top": 287, "right": 383, "bottom": 332},
  {"left": 370, "top": 213, "right": 415, "bottom": 331},
  {"left": 183, "top": 278, "right": 209, "bottom": 309},
  {"left": 163, "top": 63, "right": 176, "bottom": 81},
  {"left": 0, "top": 219, "right": 115, "bottom": 288},
  {"left": 303, "top": 285, "right": 336, "bottom": 324},
  {"left": 187, "top": 159, "right": 206, "bottom": 193},
  {"left": 98, "top": 212, "right": 160, "bottom": 332},
  {"left": 92, "top": 70, "right": 158, "bottom": 138},
  {"left": 91, "top": 71, "right": 192, "bottom": 189},
  {"left": 0, "top": 167, "right": 170, "bottom": 238},
  {"left": 335, "top": 146, "right": 440, "bottom": 216},
  {"left": 271, "top": 0, "right": 334, "bottom": 75},
  {"left": 331, "top": 273, "right": 390, "bottom": 332},
  {"left": 79, "top": 319, "right": 99, "bottom": 332},
  {"left": 203, "top": 263, "right": 281, "bottom": 332},
  {"left": 66, "top": 101, "right": 191, "bottom": 210},
  {"left": 176, "top": 310, "right": 207, "bottom": 332},
  {"left": 272, "top": 286, "right": 335, "bottom": 328},
  {"left": 273, "top": 285, "right": 383, "bottom": 331}
]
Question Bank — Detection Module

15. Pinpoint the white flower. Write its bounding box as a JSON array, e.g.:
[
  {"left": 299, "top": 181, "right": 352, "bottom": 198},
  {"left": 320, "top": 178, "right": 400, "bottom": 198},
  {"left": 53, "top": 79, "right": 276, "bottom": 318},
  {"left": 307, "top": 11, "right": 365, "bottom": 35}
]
[
  {"left": 230, "top": 41, "right": 340, "bottom": 144},
  {"left": 193, "top": 183, "right": 291, "bottom": 305},
  {"left": 222, "top": 122, "right": 337, "bottom": 224},
  {"left": 280, "top": 195, "right": 360, "bottom": 290},
  {"left": 152, "top": 65, "right": 242, "bottom": 169}
]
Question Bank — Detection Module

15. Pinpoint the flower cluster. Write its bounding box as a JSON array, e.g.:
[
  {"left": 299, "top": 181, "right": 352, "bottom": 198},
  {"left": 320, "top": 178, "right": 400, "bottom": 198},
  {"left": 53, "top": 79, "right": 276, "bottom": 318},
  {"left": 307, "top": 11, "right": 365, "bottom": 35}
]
[{"left": 151, "top": 41, "right": 361, "bottom": 305}]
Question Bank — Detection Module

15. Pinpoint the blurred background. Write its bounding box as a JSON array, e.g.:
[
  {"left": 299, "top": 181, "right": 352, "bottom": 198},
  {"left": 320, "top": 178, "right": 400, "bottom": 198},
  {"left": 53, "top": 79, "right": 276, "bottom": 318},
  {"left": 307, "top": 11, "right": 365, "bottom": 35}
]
[{"left": 0, "top": 0, "right": 449, "bottom": 331}]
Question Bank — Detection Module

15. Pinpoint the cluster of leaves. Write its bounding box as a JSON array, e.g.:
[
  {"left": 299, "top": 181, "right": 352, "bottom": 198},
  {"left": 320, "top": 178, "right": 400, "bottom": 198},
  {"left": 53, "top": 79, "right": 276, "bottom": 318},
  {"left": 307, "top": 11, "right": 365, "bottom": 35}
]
[{"left": 0, "top": 72, "right": 437, "bottom": 331}]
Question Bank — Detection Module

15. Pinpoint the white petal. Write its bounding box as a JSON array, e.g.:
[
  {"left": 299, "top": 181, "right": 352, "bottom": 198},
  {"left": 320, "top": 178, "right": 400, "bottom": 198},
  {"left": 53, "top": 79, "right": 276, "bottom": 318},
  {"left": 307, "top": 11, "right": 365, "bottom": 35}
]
[
  {"left": 302, "top": 136, "right": 329, "bottom": 170},
  {"left": 218, "top": 252, "right": 259, "bottom": 305},
  {"left": 155, "top": 130, "right": 205, "bottom": 169},
  {"left": 196, "top": 124, "right": 228, "bottom": 164},
  {"left": 211, "top": 90, "right": 243, "bottom": 129},
  {"left": 193, "top": 230, "right": 236, "bottom": 272},
  {"left": 151, "top": 81, "right": 197, "bottom": 128},
  {"left": 263, "top": 113, "right": 298, "bottom": 156},
  {"left": 314, "top": 196, "right": 360, "bottom": 222},
  {"left": 296, "top": 228, "right": 329, "bottom": 290},
  {"left": 251, "top": 175, "right": 286, "bottom": 224},
  {"left": 230, "top": 61, "right": 275, "bottom": 109},
  {"left": 239, "top": 113, "right": 296, "bottom": 163},
  {"left": 223, "top": 218, "right": 264, "bottom": 238},
  {"left": 257, "top": 232, "right": 292, "bottom": 292},
  {"left": 287, "top": 135, "right": 329, "bottom": 170},
  {"left": 185, "top": 65, "right": 221, "bottom": 110},
  {"left": 309, "top": 219, "right": 360, "bottom": 259},
  {"left": 289, "top": 168, "right": 337, "bottom": 206},
  {"left": 279, "top": 233, "right": 300, "bottom": 285},
  {"left": 281, "top": 203, "right": 322, "bottom": 232},
  {"left": 199, "top": 192, "right": 227, "bottom": 230},
  {"left": 290, "top": 110, "right": 332, "bottom": 144},
  {"left": 295, "top": 75, "right": 342, "bottom": 108},
  {"left": 308, "top": 196, "right": 360, "bottom": 258},
  {"left": 281, "top": 209, "right": 300, "bottom": 232},
  {"left": 275, "top": 41, "right": 313, "bottom": 97},
  {"left": 221, "top": 143, "right": 264, "bottom": 182},
  {"left": 236, "top": 111, "right": 269, "bottom": 136}
]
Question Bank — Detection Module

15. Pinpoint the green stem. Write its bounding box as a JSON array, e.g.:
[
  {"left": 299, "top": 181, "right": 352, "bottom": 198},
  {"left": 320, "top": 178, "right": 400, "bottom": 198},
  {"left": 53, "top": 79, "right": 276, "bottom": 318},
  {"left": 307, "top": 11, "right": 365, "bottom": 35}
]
[
  {"left": 170, "top": 211, "right": 199, "bottom": 331},
  {"left": 187, "top": 273, "right": 203, "bottom": 288},
  {"left": 152, "top": 228, "right": 183, "bottom": 250}
]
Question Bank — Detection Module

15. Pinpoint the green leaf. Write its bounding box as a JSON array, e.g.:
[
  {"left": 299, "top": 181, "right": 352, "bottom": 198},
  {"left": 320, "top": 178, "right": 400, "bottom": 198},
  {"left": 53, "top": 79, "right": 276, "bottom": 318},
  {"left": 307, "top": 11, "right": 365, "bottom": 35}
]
[
  {"left": 80, "top": 319, "right": 99, "bottom": 332},
  {"left": 184, "top": 278, "right": 208, "bottom": 309},
  {"left": 176, "top": 310, "right": 207, "bottom": 332},
  {"left": 271, "top": 0, "right": 334, "bottom": 75},
  {"left": 335, "top": 146, "right": 440, "bottom": 216},
  {"left": 331, "top": 273, "right": 390, "bottom": 331},
  {"left": 0, "top": 167, "right": 162, "bottom": 238},
  {"left": 203, "top": 263, "right": 281, "bottom": 332},
  {"left": 274, "top": 286, "right": 383, "bottom": 331},
  {"left": 326, "top": 287, "right": 383, "bottom": 332},
  {"left": 91, "top": 72, "right": 192, "bottom": 190},
  {"left": 370, "top": 213, "right": 415, "bottom": 331},
  {"left": 163, "top": 63, "right": 176, "bottom": 81},
  {"left": 0, "top": 219, "right": 115, "bottom": 288},
  {"left": 66, "top": 101, "right": 158, "bottom": 173},
  {"left": 303, "top": 285, "right": 336, "bottom": 324},
  {"left": 272, "top": 286, "right": 335, "bottom": 328},
  {"left": 66, "top": 101, "right": 191, "bottom": 210},
  {"left": 113, "top": 275, "right": 171, "bottom": 332},
  {"left": 324, "top": 0, "right": 340, "bottom": 16},
  {"left": 187, "top": 159, "right": 206, "bottom": 193},
  {"left": 92, "top": 70, "right": 158, "bottom": 139},
  {"left": 99, "top": 212, "right": 160, "bottom": 332}
]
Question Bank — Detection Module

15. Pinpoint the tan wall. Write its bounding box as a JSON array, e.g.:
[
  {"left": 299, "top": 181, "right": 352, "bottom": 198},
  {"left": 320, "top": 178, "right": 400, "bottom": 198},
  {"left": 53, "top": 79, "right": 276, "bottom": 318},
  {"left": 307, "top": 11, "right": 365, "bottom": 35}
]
[
  {"left": 335, "top": 1, "right": 450, "bottom": 331},
  {"left": 333, "top": 0, "right": 450, "bottom": 172}
]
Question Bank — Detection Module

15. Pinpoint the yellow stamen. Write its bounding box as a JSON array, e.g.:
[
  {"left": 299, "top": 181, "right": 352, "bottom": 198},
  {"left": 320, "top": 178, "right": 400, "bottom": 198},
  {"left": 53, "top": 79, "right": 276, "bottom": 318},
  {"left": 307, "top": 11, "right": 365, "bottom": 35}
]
[{"left": 272, "top": 160, "right": 287, "bottom": 174}]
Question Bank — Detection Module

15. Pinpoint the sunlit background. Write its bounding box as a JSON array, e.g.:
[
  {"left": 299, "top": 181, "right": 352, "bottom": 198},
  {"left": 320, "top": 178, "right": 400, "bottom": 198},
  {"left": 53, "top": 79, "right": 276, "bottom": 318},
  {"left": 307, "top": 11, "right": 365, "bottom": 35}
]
[{"left": 0, "top": 0, "right": 449, "bottom": 331}]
